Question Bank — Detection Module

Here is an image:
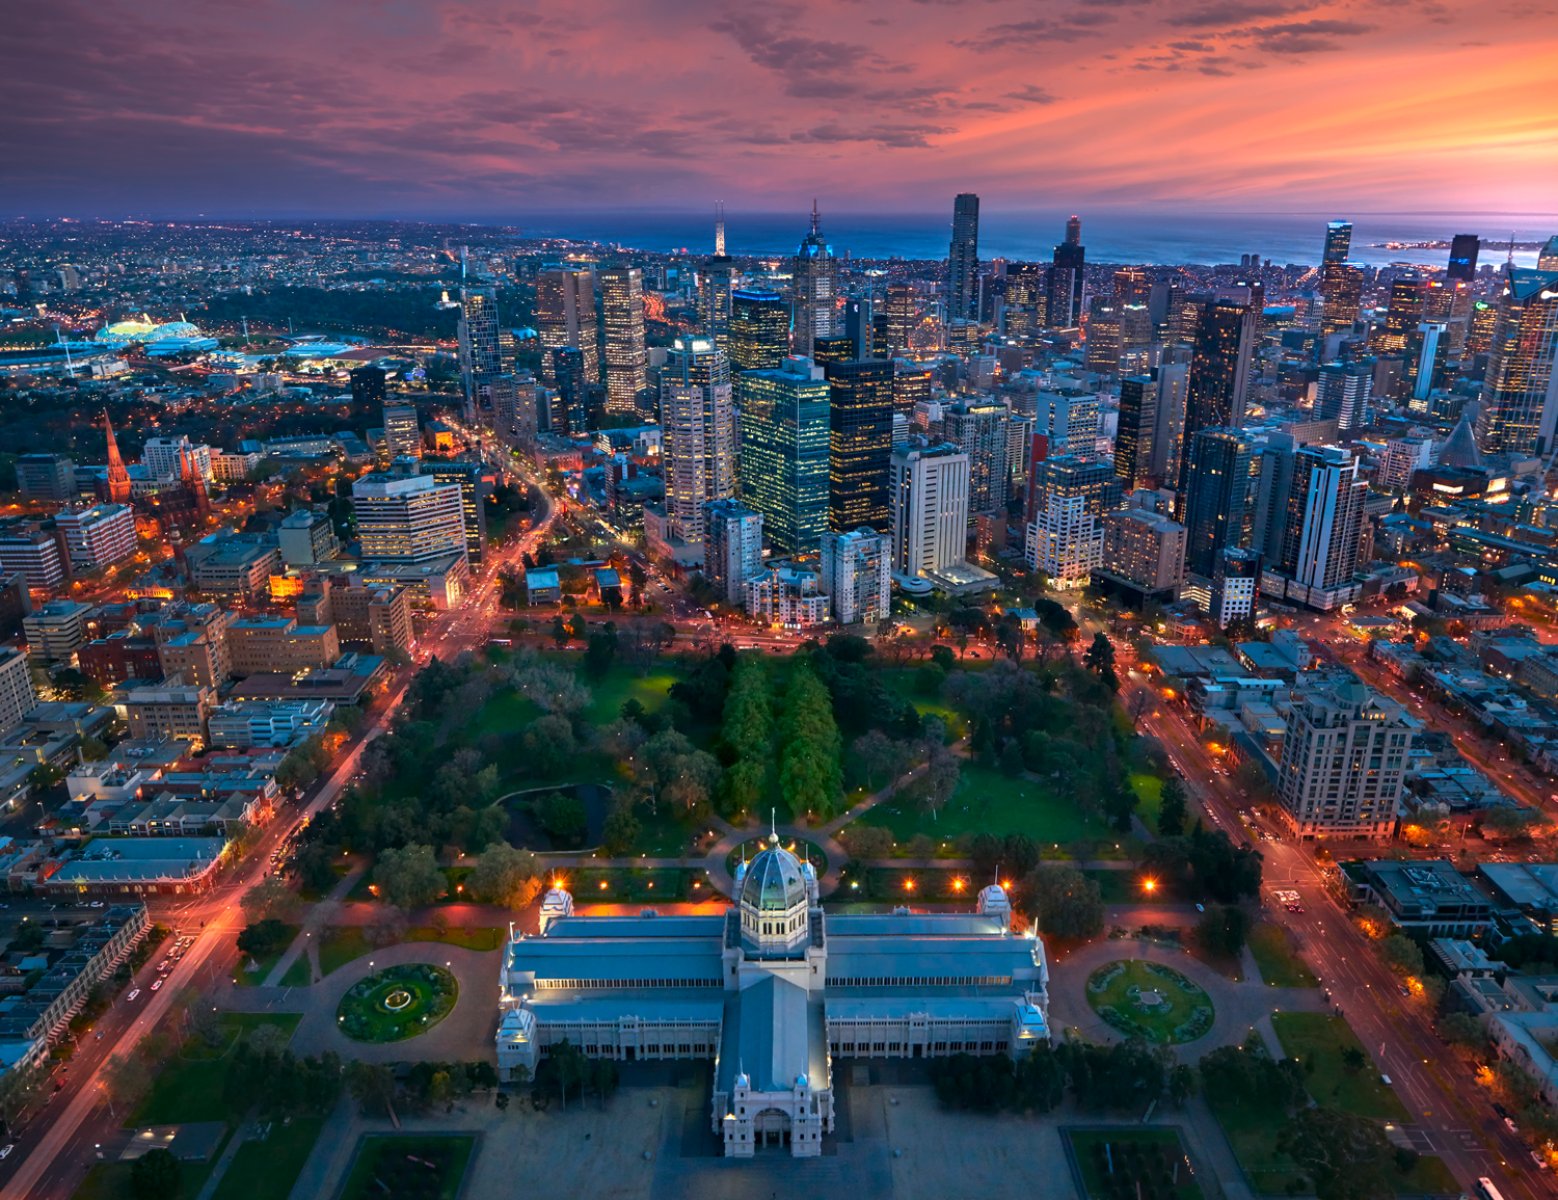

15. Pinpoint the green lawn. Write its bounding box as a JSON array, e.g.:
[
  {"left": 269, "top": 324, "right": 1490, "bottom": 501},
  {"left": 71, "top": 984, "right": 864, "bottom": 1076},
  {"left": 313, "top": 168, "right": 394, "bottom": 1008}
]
[
  {"left": 1248, "top": 923, "right": 1320, "bottom": 989},
  {"left": 1085, "top": 959, "right": 1214, "bottom": 1044},
  {"left": 1205, "top": 1092, "right": 1306, "bottom": 1195},
  {"left": 339, "top": 1135, "right": 475, "bottom": 1200},
  {"left": 405, "top": 925, "right": 506, "bottom": 952},
  {"left": 1068, "top": 1128, "right": 1204, "bottom": 1200},
  {"left": 317, "top": 926, "right": 374, "bottom": 977},
  {"left": 851, "top": 763, "right": 1111, "bottom": 847},
  {"left": 234, "top": 923, "right": 300, "bottom": 987},
  {"left": 855, "top": 866, "right": 981, "bottom": 903},
  {"left": 72, "top": 1143, "right": 226, "bottom": 1200},
  {"left": 134, "top": 1016, "right": 300, "bottom": 1126},
  {"left": 1129, "top": 772, "right": 1164, "bottom": 830},
  {"left": 337, "top": 964, "right": 457, "bottom": 1043},
  {"left": 570, "top": 866, "right": 705, "bottom": 902},
  {"left": 209, "top": 1118, "right": 326, "bottom": 1200},
  {"left": 468, "top": 688, "right": 540, "bottom": 740},
  {"left": 1271, "top": 1013, "right": 1408, "bottom": 1121},
  {"left": 880, "top": 668, "right": 968, "bottom": 738},
  {"left": 581, "top": 665, "right": 677, "bottom": 725},
  {"left": 279, "top": 955, "right": 313, "bottom": 988}
]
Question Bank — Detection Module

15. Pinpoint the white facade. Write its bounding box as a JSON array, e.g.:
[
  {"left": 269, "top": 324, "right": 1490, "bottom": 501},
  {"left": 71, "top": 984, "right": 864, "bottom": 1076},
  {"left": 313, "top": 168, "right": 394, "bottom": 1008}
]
[
  {"left": 1375, "top": 434, "right": 1434, "bottom": 491},
  {"left": 819, "top": 528, "right": 891, "bottom": 626},
  {"left": 746, "top": 567, "right": 829, "bottom": 628},
  {"left": 207, "top": 698, "right": 334, "bottom": 749},
  {"left": 661, "top": 337, "right": 736, "bottom": 547},
  {"left": 889, "top": 442, "right": 970, "bottom": 579},
  {"left": 210, "top": 450, "right": 261, "bottom": 483},
  {"left": 382, "top": 404, "right": 422, "bottom": 459},
  {"left": 55, "top": 504, "right": 136, "bottom": 570},
  {"left": 142, "top": 437, "right": 212, "bottom": 483},
  {"left": 1032, "top": 388, "right": 1099, "bottom": 455},
  {"left": 0, "top": 529, "right": 65, "bottom": 590},
  {"left": 0, "top": 646, "right": 36, "bottom": 733},
  {"left": 1026, "top": 492, "right": 1103, "bottom": 587},
  {"left": 351, "top": 473, "right": 467, "bottom": 565},
  {"left": 704, "top": 500, "right": 764, "bottom": 606}
]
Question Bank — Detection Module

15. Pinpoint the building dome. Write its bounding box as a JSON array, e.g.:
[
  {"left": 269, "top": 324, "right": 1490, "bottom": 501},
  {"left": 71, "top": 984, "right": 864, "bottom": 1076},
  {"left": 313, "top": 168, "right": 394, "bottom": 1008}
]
[{"left": 739, "top": 834, "right": 808, "bottom": 913}]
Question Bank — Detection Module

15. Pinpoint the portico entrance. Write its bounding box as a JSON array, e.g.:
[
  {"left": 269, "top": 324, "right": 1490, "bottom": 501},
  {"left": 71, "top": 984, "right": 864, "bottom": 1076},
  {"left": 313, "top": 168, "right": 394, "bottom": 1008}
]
[{"left": 753, "top": 1108, "right": 791, "bottom": 1149}]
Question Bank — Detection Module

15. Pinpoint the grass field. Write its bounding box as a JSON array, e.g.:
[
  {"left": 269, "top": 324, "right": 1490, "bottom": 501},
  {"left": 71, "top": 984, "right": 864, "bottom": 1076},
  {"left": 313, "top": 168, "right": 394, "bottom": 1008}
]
[
  {"left": 850, "top": 763, "right": 1110, "bottom": 846},
  {"left": 209, "top": 1117, "right": 326, "bottom": 1200},
  {"left": 1248, "top": 923, "right": 1319, "bottom": 989},
  {"left": 317, "top": 926, "right": 374, "bottom": 978},
  {"left": 1271, "top": 1013, "right": 1407, "bottom": 1121},
  {"left": 1129, "top": 772, "right": 1164, "bottom": 830},
  {"left": 404, "top": 925, "right": 506, "bottom": 952},
  {"left": 581, "top": 665, "right": 677, "bottom": 725},
  {"left": 339, "top": 1135, "right": 475, "bottom": 1200},
  {"left": 1205, "top": 1092, "right": 1305, "bottom": 1195},
  {"left": 1068, "top": 1128, "right": 1204, "bottom": 1200},
  {"left": 133, "top": 1015, "right": 301, "bottom": 1126},
  {"left": 1085, "top": 960, "right": 1214, "bottom": 1044}
]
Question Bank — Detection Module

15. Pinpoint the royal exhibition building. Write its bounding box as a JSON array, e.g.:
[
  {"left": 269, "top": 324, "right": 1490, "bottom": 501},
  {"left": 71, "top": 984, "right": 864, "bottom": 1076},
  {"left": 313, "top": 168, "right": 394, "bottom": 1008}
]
[{"left": 497, "top": 833, "right": 1051, "bottom": 1157}]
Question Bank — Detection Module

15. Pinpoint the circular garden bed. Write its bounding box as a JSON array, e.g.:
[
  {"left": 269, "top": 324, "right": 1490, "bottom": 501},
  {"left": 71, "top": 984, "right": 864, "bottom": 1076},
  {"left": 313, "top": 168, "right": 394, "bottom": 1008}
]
[
  {"left": 337, "top": 964, "right": 458, "bottom": 1043},
  {"left": 1085, "top": 960, "right": 1214, "bottom": 1045}
]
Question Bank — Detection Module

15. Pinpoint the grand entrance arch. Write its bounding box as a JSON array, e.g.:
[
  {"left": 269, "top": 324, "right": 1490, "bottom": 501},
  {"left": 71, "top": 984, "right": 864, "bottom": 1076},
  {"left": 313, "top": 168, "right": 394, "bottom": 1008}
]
[{"left": 753, "top": 1108, "right": 792, "bottom": 1150}]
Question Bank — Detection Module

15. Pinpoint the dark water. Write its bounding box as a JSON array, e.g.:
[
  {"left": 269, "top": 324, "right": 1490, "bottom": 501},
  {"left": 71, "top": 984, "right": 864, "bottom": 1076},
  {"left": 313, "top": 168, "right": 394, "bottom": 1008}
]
[{"left": 511, "top": 208, "right": 1558, "bottom": 269}]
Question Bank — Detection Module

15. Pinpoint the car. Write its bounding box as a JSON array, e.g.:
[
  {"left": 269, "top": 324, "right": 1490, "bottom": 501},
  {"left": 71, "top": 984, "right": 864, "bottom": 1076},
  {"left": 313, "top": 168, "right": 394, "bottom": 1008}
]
[
  {"left": 1534, "top": 1151, "right": 1550, "bottom": 1171},
  {"left": 1194, "top": 903, "right": 1205, "bottom": 913},
  {"left": 1505, "top": 1116, "right": 1519, "bottom": 1134},
  {"left": 150, "top": 979, "right": 162, "bottom": 992},
  {"left": 127, "top": 988, "right": 141, "bottom": 1001},
  {"left": 0, "top": 1145, "right": 12, "bottom": 1159},
  {"left": 156, "top": 960, "right": 169, "bottom": 972}
]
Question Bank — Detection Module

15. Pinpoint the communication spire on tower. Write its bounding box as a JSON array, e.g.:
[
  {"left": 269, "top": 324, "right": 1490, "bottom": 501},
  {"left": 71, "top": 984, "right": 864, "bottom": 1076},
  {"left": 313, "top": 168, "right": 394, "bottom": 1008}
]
[
  {"left": 810, "top": 199, "right": 820, "bottom": 235},
  {"left": 714, "top": 202, "right": 726, "bottom": 257}
]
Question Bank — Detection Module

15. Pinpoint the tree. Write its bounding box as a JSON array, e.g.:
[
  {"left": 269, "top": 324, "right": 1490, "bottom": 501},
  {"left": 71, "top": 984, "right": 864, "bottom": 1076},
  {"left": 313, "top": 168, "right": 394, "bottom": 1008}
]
[
  {"left": 839, "top": 824, "right": 895, "bottom": 860},
  {"left": 1380, "top": 934, "right": 1424, "bottom": 978},
  {"left": 1278, "top": 1106, "right": 1395, "bottom": 1200},
  {"left": 918, "top": 745, "right": 961, "bottom": 822},
  {"left": 1196, "top": 904, "right": 1250, "bottom": 959},
  {"left": 1084, "top": 631, "right": 1115, "bottom": 675},
  {"left": 778, "top": 662, "right": 843, "bottom": 820},
  {"left": 536, "top": 791, "right": 589, "bottom": 847},
  {"left": 520, "top": 713, "right": 578, "bottom": 778},
  {"left": 601, "top": 803, "right": 642, "bottom": 856},
  {"left": 241, "top": 875, "right": 299, "bottom": 924},
  {"left": 1439, "top": 1011, "right": 1487, "bottom": 1050},
  {"left": 347, "top": 1061, "right": 398, "bottom": 1116},
  {"left": 130, "top": 1148, "right": 181, "bottom": 1200},
  {"left": 468, "top": 843, "right": 542, "bottom": 907},
  {"left": 372, "top": 843, "right": 445, "bottom": 909},
  {"left": 1026, "top": 863, "right": 1104, "bottom": 940},
  {"left": 1157, "top": 776, "right": 1188, "bottom": 837},
  {"left": 77, "top": 734, "right": 110, "bottom": 762},
  {"left": 237, "top": 918, "right": 293, "bottom": 962}
]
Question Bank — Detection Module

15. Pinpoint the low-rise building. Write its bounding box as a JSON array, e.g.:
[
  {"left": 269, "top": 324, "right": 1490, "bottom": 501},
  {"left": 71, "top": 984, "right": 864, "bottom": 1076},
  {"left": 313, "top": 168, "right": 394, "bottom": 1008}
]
[
  {"left": 40, "top": 838, "right": 228, "bottom": 898},
  {"left": 1344, "top": 858, "right": 1494, "bottom": 936},
  {"left": 120, "top": 678, "right": 215, "bottom": 745},
  {"left": 207, "top": 698, "right": 333, "bottom": 749},
  {"left": 54, "top": 503, "right": 136, "bottom": 570},
  {"left": 226, "top": 617, "right": 340, "bottom": 677},
  {"left": 22, "top": 600, "right": 92, "bottom": 665},
  {"left": 184, "top": 534, "right": 280, "bottom": 600}
]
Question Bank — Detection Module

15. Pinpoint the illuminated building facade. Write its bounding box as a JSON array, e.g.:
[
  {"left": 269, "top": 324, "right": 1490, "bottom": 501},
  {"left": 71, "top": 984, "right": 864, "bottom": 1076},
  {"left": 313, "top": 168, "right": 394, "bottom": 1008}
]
[
  {"left": 736, "top": 357, "right": 831, "bottom": 557},
  {"left": 351, "top": 473, "right": 467, "bottom": 565},
  {"left": 730, "top": 290, "right": 789, "bottom": 373},
  {"left": 600, "top": 267, "right": 648, "bottom": 418},
  {"left": 825, "top": 358, "right": 893, "bottom": 534},
  {"left": 946, "top": 193, "right": 980, "bottom": 322},
  {"left": 536, "top": 266, "right": 599, "bottom": 383},
  {"left": 791, "top": 203, "right": 837, "bottom": 359},
  {"left": 1477, "top": 266, "right": 1558, "bottom": 457},
  {"left": 661, "top": 336, "right": 735, "bottom": 546}
]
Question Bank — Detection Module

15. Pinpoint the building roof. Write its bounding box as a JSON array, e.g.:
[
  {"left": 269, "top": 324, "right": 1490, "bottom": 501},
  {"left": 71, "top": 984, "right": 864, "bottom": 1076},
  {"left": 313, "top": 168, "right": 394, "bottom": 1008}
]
[{"left": 740, "top": 837, "right": 808, "bottom": 913}]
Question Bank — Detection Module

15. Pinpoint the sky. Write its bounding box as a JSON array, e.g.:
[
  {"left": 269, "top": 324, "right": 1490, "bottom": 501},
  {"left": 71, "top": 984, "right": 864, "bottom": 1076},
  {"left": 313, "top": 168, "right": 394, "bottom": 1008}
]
[{"left": 4, "top": 0, "right": 1557, "bottom": 218}]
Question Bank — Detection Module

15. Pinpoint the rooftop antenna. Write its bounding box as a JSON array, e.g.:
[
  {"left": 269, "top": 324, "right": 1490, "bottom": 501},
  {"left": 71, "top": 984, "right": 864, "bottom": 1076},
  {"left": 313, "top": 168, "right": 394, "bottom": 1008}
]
[
  {"left": 770, "top": 807, "right": 778, "bottom": 842},
  {"left": 240, "top": 315, "right": 248, "bottom": 340},
  {"left": 460, "top": 245, "right": 469, "bottom": 283},
  {"left": 714, "top": 202, "right": 726, "bottom": 257},
  {"left": 810, "top": 199, "right": 821, "bottom": 236}
]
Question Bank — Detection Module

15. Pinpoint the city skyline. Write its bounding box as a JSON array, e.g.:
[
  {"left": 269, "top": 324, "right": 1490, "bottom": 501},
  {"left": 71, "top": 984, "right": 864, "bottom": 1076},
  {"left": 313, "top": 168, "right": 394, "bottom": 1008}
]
[{"left": 4, "top": 0, "right": 1557, "bottom": 217}]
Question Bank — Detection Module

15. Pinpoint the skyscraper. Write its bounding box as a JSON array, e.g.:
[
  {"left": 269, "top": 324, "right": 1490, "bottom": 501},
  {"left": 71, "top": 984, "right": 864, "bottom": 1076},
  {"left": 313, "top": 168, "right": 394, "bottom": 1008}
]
[
  {"left": 842, "top": 296, "right": 873, "bottom": 360},
  {"left": 704, "top": 499, "right": 764, "bottom": 605},
  {"left": 1407, "top": 322, "right": 1450, "bottom": 407},
  {"left": 660, "top": 336, "right": 735, "bottom": 545},
  {"left": 1003, "top": 263, "right": 1047, "bottom": 344},
  {"left": 1319, "top": 263, "right": 1363, "bottom": 339},
  {"left": 1024, "top": 455, "right": 1122, "bottom": 587},
  {"left": 882, "top": 283, "right": 918, "bottom": 356},
  {"left": 551, "top": 346, "right": 588, "bottom": 435},
  {"left": 1321, "top": 220, "right": 1352, "bottom": 265},
  {"left": 736, "top": 356, "right": 831, "bottom": 557},
  {"left": 458, "top": 285, "right": 503, "bottom": 419},
  {"left": 1540, "top": 237, "right": 1558, "bottom": 272},
  {"left": 1265, "top": 445, "right": 1367, "bottom": 610},
  {"left": 1477, "top": 265, "right": 1558, "bottom": 456},
  {"left": 536, "top": 266, "right": 599, "bottom": 383},
  {"left": 1377, "top": 274, "right": 1427, "bottom": 353},
  {"left": 825, "top": 358, "right": 894, "bottom": 534},
  {"left": 352, "top": 473, "right": 467, "bottom": 565},
  {"left": 700, "top": 207, "right": 738, "bottom": 350},
  {"left": 943, "top": 399, "right": 1010, "bottom": 513},
  {"left": 1316, "top": 361, "right": 1373, "bottom": 432},
  {"left": 1176, "top": 298, "right": 1255, "bottom": 500},
  {"left": 1447, "top": 234, "right": 1480, "bottom": 282},
  {"left": 1114, "top": 375, "right": 1157, "bottom": 492},
  {"left": 419, "top": 458, "right": 490, "bottom": 567},
  {"left": 1148, "top": 354, "right": 1191, "bottom": 484},
  {"left": 819, "top": 528, "right": 891, "bottom": 626},
  {"left": 1047, "top": 216, "right": 1085, "bottom": 328},
  {"left": 1180, "top": 427, "right": 1255, "bottom": 580},
  {"left": 350, "top": 365, "right": 388, "bottom": 408},
  {"left": 946, "top": 193, "right": 980, "bottom": 322},
  {"left": 889, "top": 440, "right": 970, "bottom": 580},
  {"left": 791, "top": 202, "right": 838, "bottom": 358},
  {"left": 730, "top": 290, "right": 790, "bottom": 373},
  {"left": 383, "top": 403, "right": 422, "bottom": 459},
  {"left": 600, "top": 266, "right": 648, "bottom": 418}
]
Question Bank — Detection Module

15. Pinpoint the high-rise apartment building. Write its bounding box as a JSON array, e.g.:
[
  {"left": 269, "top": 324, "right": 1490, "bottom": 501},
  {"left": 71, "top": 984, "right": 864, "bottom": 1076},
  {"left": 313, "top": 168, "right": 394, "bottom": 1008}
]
[
  {"left": 1477, "top": 266, "right": 1558, "bottom": 457},
  {"left": 1263, "top": 445, "right": 1367, "bottom": 610},
  {"left": 819, "top": 528, "right": 891, "bottom": 626},
  {"left": 1319, "top": 262, "right": 1364, "bottom": 339},
  {"left": 943, "top": 399, "right": 1010, "bottom": 513},
  {"left": 1316, "top": 361, "right": 1373, "bottom": 432},
  {"left": 1149, "top": 354, "right": 1191, "bottom": 484},
  {"left": 946, "top": 194, "right": 980, "bottom": 322},
  {"left": 825, "top": 358, "right": 894, "bottom": 534},
  {"left": 1096, "top": 509, "right": 1186, "bottom": 600},
  {"left": 1277, "top": 680, "right": 1411, "bottom": 841},
  {"left": 700, "top": 213, "right": 738, "bottom": 352},
  {"left": 736, "top": 356, "right": 831, "bottom": 557},
  {"left": 458, "top": 285, "right": 503, "bottom": 418},
  {"left": 0, "top": 525, "right": 65, "bottom": 590},
  {"left": 55, "top": 503, "right": 136, "bottom": 570},
  {"left": 536, "top": 266, "right": 599, "bottom": 383},
  {"left": 383, "top": 403, "right": 422, "bottom": 459},
  {"left": 600, "top": 267, "right": 648, "bottom": 418},
  {"left": 889, "top": 440, "right": 970, "bottom": 580},
  {"left": 791, "top": 203, "right": 838, "bottom": 358},
  {"left": 1024, "top": 456, "right": 1122, "bottom": 588},
  {"left": 882, "top": 284, "right": 919, "bottom": 357},
  {"left": 1377, "top": 274, "right": 1427, "bottom": 354},
  {"left": 350, "top": 364, "right": 388, "bottom": 409},
  {"left": 730, "top": 290, "right": 790, "bottom": 372},
  {"left": 661, "top": 336, "right": 736, "bottom": 546},
  {"left": 1181, "top": 428, "right": 1255, "bottom": 581},
  {"left": 1032, "top": 387, "right": 1099, "bottom": 457},
  {"left": 1003, "top": 264, "right": 1047, "bottom": 345},
  {"left": 420, "top": 459, "right": 489, "bottom": 567},
  {"left": 0, "top": 646, "right": 36, "bottom": 732},
  {"left": 351, "top": 473, "right": 467, "bottom": 565},
  {"left": 704, "top": 499, "right": 764, "bottom": 606}
]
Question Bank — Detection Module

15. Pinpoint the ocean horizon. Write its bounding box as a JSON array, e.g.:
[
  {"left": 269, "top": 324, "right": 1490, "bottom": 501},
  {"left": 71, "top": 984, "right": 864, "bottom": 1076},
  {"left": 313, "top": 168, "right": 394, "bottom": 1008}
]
[{"left": 503, "top": 208, "right": 1558, "bottom": 270}]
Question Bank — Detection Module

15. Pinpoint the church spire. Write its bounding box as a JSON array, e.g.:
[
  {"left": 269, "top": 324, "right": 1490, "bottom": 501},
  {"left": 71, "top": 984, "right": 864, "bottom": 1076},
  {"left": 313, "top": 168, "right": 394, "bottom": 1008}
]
[{"left": 103, "top": 409, "right": 131, "bottom": 504}]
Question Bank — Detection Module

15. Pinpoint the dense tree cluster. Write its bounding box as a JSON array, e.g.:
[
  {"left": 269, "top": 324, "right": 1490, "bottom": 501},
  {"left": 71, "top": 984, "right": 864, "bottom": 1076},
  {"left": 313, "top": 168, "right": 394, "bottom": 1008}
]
[
  {"left": 778, "top": 660, "right": 844, "bottom": 821},
  {"left": 1141, "top": 823, "right": 1262, "bottom": 904},
  {"left": 718, "top": 656, "right": 774, "bottom": 820},
  {"left": 224, "top": 1042, "right": 343, "bottom": 1119},
  {"left": 931, "top": 1039, "right": 1189, "bottom": 1115}
]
